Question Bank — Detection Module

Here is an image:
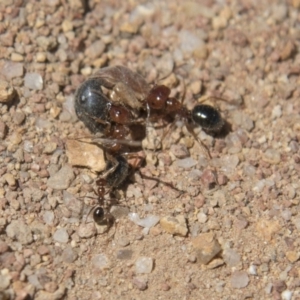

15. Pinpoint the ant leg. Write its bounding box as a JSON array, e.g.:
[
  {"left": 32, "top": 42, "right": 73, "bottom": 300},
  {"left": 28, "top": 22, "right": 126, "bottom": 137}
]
[{"left": 186, "top": 124, "right": 212, "bottom": 160}]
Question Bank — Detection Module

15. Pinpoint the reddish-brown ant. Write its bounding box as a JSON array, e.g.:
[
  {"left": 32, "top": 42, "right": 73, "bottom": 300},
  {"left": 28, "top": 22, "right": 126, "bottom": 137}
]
[{"left": 75, "top": 65, "right": 226, "bottom": 158}]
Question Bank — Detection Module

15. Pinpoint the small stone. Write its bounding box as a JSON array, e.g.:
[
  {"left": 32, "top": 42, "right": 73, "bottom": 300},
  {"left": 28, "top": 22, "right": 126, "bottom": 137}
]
[
  {"left": 170, "top": 144, "right": 190, "bottom": 159},
  {"left": 13, "top": 111, "right": 26, "bottom": 125},
  {"left": 78, "top": 222, "right": 96, "bottom": 238},
  {"left": 0, "top": 80, "right": 15, "bottom": 103},
  {"left": 135, "top": 257, "right": 154, "bottom": 274},
  {"left": 2, "top": 173, "right": 16, "bottom": 187},
  {"left": 110, "top": 205, "right": 130, "bottom": 219},
  {"left": 36, "top": 36, "right": 57, "bottom": 51},
  {"left": 117, "top": 237, "right": 130, "bottom": 247},
  {"left": 281, "top": 290, "right": 293, "bottom": 300},
  {"left": 0, "top": 274, "right": 10, "bottom": 290},
  {"left": 53, "top": 228, "right": 69, "bottom": 243},
  {"left": 6, "top": 220, "right": 33, "bottom": 244},
  {"left": 0, "top": 121, "right": 7, "bottom": 139},
  {"left": 201, "top": 168, "right": 217, "bottom": 189},
  {"left": 249, "top": 265, "right": 257, "bottom": 275},
  {"left": 85, "top": 40, "right": 105, "bottom": 60},
  {"left": 43, "top": 142, "right": 57, "bottom": 154},
  {"left": 0, "top": 241, "right": 9, "bottom": 253},
  {"left": 197, "top": 212, "right": 207, "bottom": 223},
  {"left": 116, "top": 249, "right": 133, "bottom": 260},
  {"left": 132, "top": 276, "right": 148, "bottom": 291},
  {"left": 120, "top": 22, "right": 140, "bottom": 34},
  {"left": 286, "top": 251, "right": 299, "bottom": 263},
  {"left": 11, "top": 52, "right": 24, "bottom": 62},
  {"left": 223, "top": 248, "right": 241, "bottom": 267},
  {"left": 206, "top": 258, "right": 225, "bottom": 269},
  {"left": 176, "top": 157, "right": 197, "bottom": 169},
  {"left": 92, "top": 254, "right": 110, "bottom": 270},
  {"left": 191, "top": 232, "right": 221, "bottom": 265},
  {"left": 47, "top": 165, "right": 75, "bottom": 190},
  {"left": 35, "top": 52, "right": 47, "bottom": 62},
  {"left": 160, "top": 215, "right": 188, "bottom": 237},
  {"left": 62, "top": 246, "right": 78, "bottom": 263},
  {"left": 128, "top": 213, "right": 160, "bottom": 228},
  {"left": 256, "top": 219, "right": 280, "bottom": 241},
  {"left": 280, "top": 41, "right": 295, "bottom": 61},
  {"left": 292, "top": 0, "right": 300, "bottom": 8},
  {"left": 230, "top": 271, "right": 249, "bottom": 288},
  {"left": 62, "top": 20, "right": 73, "bottom": 32},
  {"left": 24, "top": 73, "right": 43, "bottom": 90},
  {"left": 262, "top": 149, "right": 281, "bottom": 165},
  {"left": 65, "top": 139, "right": 106, "bottom": 173},
  {"left": 0, "top": 61, "right": 24, "bottom": 79},
  {"left": 271, "top": 105, "right": 282, "bottom": 119}
]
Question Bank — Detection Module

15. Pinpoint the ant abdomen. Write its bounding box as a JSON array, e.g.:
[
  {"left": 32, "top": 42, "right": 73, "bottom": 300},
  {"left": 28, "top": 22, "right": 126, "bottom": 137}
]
[
  {"left": 191, "top": 104, "right": 224, "bottom": 133},
  {"left": 75, "top": 78, "right": 110, "bottom": 133}
]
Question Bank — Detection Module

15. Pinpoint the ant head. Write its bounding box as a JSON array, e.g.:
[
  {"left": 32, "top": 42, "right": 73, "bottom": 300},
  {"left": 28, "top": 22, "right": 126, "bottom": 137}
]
[
  {"left": 74, "top": 78, "right": 110, "bottom": 133},
  {"left": 191, "top": 104, "right": 224, "bottom": 133}
]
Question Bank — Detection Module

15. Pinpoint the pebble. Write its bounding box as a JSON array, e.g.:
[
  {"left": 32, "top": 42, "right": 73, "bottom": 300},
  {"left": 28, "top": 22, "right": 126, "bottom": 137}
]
[
  {"left": 0, "top": 121, "right": 7, "bottom": 139},
  {"left": 35, "top": 285, "right": 66, "bottom": 300},
  {"left": 24, "top": 73, "right": 43, "bottom": 90},
  {"left": 170, "top": 144, "right": 190, "bottom": 159},
  {"left": 116, "top": 249, "right": 133, "bottom": 260},
  {"left": 128, "top": 213, "right": 160, "bottom": 228},
  {"left": 62, "top": 246, "right": 78, "bottom": 263},
  {"left": 2, "top": 173, "right": 16, "bottom": 187},
  {"left": 285, "top": 251, "right": 299, "bottom": 263},
  {"left": 191, "top": 232, "right": 221, "bottom": 265},
  {"left": 47, "top": 165, "right": 75, "bottom": 190},
  {"left": 0, "top": 274, "right": 10, "bottom": 290},
  {"left": 132, "top": 276, "right": 148, "bottom": 291},
  {"left": 43, "top": 142, "right": 57, "bottom": 154},
  {"left": 249, "top": 265, "right": 257, "bottom": 275},
  {"left": 223, "top": 248, "right": 241, "bottom": 267},
  {"left": 6, "top": 220, "right": 33, "bottom": 245},
  {"left": 36, "top": 36, "right": 57, "bottom": 51},
  {"left": 117, "top": 236, "right": 130, "bottom": 247},
  {"left": 256, "top": 219, "right": 280, "bottom": 241},
  {"left": 0, "top": 61, "right": 24, "bottom": 79},
  {"left": 65, "top": 139, "right": 106, "bottom": 173},
  {"left": 176, "top": 157, "right": 197, "bottom": 169},
  {"left": 197, "top": 212, "right": 207, "bottom": 223},
  {"left": 271, "top": 105, "right": 282, "bottom": 119},
  {"left": 53, "top": 228, "right": 69, "bottom": 243},
  {"left": 85, "top": 40, "right": 105, "bottom": 60},
  {"left": 78, "top": 222, "right": 97, "bottom": 238},
  {"left": 281, "top": 290, "right": 293, "bottom": 300},
  {"left": 135, "top": 257, "right": 154, "bottom": 274},
  {"left": 13, "top": 111, "right": 26, "bottom": 125},
  {"left": 43, "top": 211, "right": 55, "bottom": 225},
  {"left": 0, "top": 80, "right": 15, "bottom": 103},
  {"left": 262, "top": 148, "right": 281, "bottom": 165},
  {"left": 92, "top": 254, "right": 110, "bottom": 270},
  {"left": 160, "top": 215, "right": 188, "bottom": 237},
  {"left": 230, "top": 271, "right": 249, "bottom": 289}
]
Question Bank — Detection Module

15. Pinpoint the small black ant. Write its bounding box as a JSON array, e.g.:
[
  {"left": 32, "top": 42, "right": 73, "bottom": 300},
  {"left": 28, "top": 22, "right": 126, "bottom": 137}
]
[{"left": 87, "top": 154, "right": 130, "bottom": 226}]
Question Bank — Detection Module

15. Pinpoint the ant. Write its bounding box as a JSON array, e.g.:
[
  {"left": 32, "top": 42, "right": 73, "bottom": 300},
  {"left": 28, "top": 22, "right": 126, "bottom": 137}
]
[
  {"left": 74, "top": 75, "right": 147, "bottom": 153},
  {"left": 87, "top": 154, "right": 130, "bottom": 226},
  {"left": 75, "top": 65, "right": 226, "bottom": 158}
]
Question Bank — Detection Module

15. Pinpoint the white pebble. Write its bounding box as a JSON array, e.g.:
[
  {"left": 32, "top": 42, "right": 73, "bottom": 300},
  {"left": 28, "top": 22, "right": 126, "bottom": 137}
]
[
  {"left": 272, "top": 105, "right": 282, "bottom": 119},
  {"left": 53, "top": 228, "right": 69, "bottom": 243},
  {"left": 43, "top": 211, "right": 54, "bottom": 225},
  {"left": 24, "top": 72, "right": 43, "bottom": 90},
  {"left": 92, "top": 254, "right": 110, "bottom": 270},
  {"left": 135, "top": 257, "right": 154, "bottom": 274},
  {"left": 248, "top": 264, "right": 257, "bottom": 275},
  {"left": 128, "top": 213, "right": 160, "bottom": 228},
  {"left": 281, "top": 290, "right": 292, "bottom": 300},
  {"left": 176, "top": 157, "right": 197, "bottom": 169},
  {"left": 197, "top": 212, "right": 207, "bottom": 223}
]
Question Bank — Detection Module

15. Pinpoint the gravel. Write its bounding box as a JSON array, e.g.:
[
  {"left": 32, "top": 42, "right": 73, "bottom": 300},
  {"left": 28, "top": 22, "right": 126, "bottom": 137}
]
[{"left": 1, "top": 0, "right": 300, "bottom": 299}]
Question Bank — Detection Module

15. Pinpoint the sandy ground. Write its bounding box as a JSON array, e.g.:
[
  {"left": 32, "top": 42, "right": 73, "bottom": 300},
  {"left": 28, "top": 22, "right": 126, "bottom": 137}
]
[{"left": 0, "top": 0, "right": 300, "bottom": 299}]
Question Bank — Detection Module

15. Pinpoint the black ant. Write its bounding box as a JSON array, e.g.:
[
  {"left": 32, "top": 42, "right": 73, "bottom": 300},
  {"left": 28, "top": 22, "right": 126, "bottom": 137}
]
[{"left": 87, "top": 154, "right": 130, "bottom": 226}]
